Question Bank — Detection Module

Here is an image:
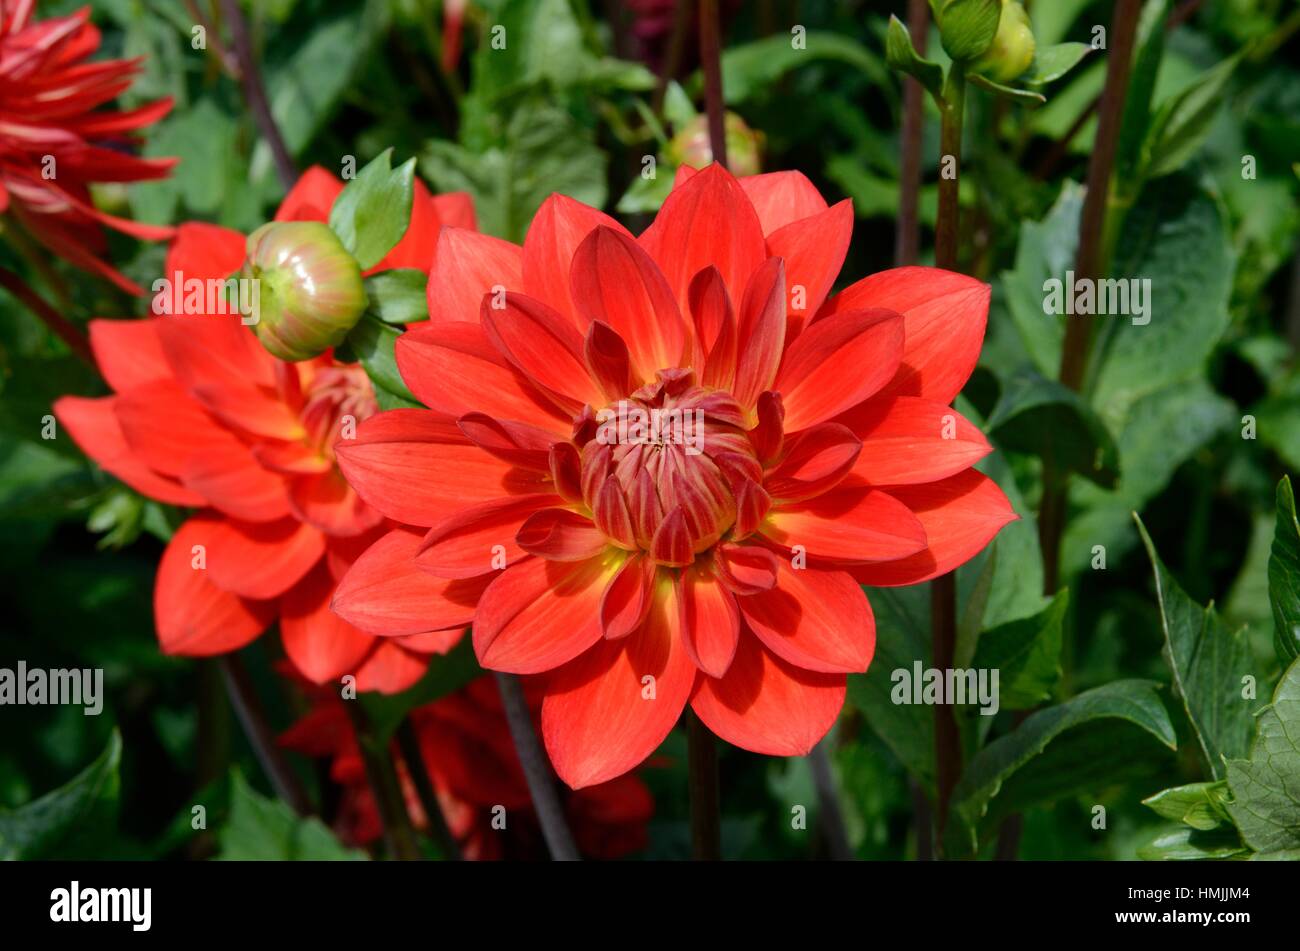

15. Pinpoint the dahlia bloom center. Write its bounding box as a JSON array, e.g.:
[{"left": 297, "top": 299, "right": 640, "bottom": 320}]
[
  {"left": 298, "top": 364, "right": 379, "bottom": 458},
  {"left": 581, "top": 368, "right": 766, "bottom": 565}
]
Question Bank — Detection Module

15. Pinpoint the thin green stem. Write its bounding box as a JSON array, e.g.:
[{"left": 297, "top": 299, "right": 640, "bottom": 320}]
[
  {"left": 344, "top": 702, "right": 423, "bottom": 860},
  {"left": 687, "top": 710, "right": 721, "bottom": 860}
]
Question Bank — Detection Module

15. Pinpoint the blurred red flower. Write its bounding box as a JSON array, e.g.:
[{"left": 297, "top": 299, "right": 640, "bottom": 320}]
[
  {"left": 281, "top": 676, "right": 654, "bottom": 859},
  {"left": 54, "top": 167, "right": 477, "bottom": 693},
  {"left": 0, "top": 2, "right": 175, "bottom": 293},
  {"left": 333, "top": 163, "right": 1017, "bottom": 787}
]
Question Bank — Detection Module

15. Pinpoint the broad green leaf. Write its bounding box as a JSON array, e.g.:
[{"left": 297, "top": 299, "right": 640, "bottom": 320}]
[
  {"left": 0, "top": 731, "right": 121, "bottom": 860},
  {"left": 886, "top": 15, "right": 944, "bottom": 103},
  {"left": 130, "top": 97, "right": 238, "bottom": 226},
  {"left": 946, "top": 680, "right": 1176, "bottom": 855},
  {"left": 329, "top": 150, "right": 416, "bottom": 270},
  {"left": 1142, "top": 781, "right": 1231, "bottom": 831},
  {"left": 1137, "top": 826, "right": 1248, "bottom": 861},
  {"left": 1142, "top": 55, "right": 1240, "bottom": 179},
  {"left": 1225, "top": 656, "right": 1300, "bottom": 853},
  {"left": 1024, "top": 42, "right": 1091, "bottom": 86},
  {"left": 934, "top": 0, "right": 1002, "bottom": 62},
  {"left": 339, "top": 315, "right": 420, "bottom": 410},
  {"left": 216, "top": 771, "right": 365, "bottom": 861},
  {"left": 359, "top": 639, "right": 483, "bottom": 740},
  {"left": 1115, "top": 0, "right": 1170, "bottom": 183},
  {"left": 364, "top": 269, "right": 429, "bottom": 324},
  {"left": 706, "top": 31, "right": 889, "bottom": 105},
  {"left": 971, "top": 590, "right": 1067, "bottom": 709},
  {"left": 1137, "top": 516, "right": 1255, "bottom": 777},
  {"left": 986, "top": 367, "right": 1119, "bottom": 487},
  {"left": 1267, "top": 477, "right": 1300, "bottom": 664}
]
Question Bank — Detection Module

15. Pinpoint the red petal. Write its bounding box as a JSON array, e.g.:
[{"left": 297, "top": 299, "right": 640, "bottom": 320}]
[
  {"left": 481, "top": 291, "right": 604, "bottom": 413},
  {"left": 680, "top": 563, "right": 740, "bottom": 678},
  {"left": 600, "top": 553, "right": 655, "bottom": 640},
  {"left": 841, "top": 396, "right": 992, "bottom": 485},
  {"left": 472, "top": 555, "right": 615, "bottom": 674},
  {"left": 523, "top": 193, "right": 630, "bottom": 327},
  {"left": 288, "top": 468, "right": 384, "bottom": 537},
  {"left": 331, "top": 526, "right": 486, "bottom": 635},
  {"left": 430, "top": 192, "right": 476, "bottom": 231},
  {"left": 542, "top": 580, "right": 697, "bottom": 788},
  {"left": 739, "top": 562, "right": 875, "bottom": 673},
  {"left": 416, "top": 494, "right": 559, "bottom": 578},
  {"left": 739, "top": 170, "right": 829, "bottom": 234},
  {"left": 353, "top": 641, "right": 430, "bottom": 695},
  {"left": 274, "top": 165, "right": 343, "bottom": 223},
  {"left": 714, "top": 542, "right": 779, "bottom": 596},
  {"left": 163, "top": 222, "right": 246, "bottom": 284},
  {"left": 818, "top": 267, "right": 990, "bottom": 404},
  {"left": 763, "top": 422, "right": 861, "bottom": 503},
  {"left": 426, "top": 227, "right": 522, "bottom": 323},
  {"left": 688, "top": 266, "right": 737, "bottom": 391},
  {"left": 199, "top": 514, "right": 326, "bottom": 600},
  {"left": 516, "top": 508, "right": 609, "bottom": 561},
  {"left": 775, "top": 308, "right": 904, "bottom": 432},
  {"left": 88, "top": 318, "right": 169, "bottom": 392},
  {"left": 154, "top": 517, "right": 274, "bottom": 656},
  {"left": 179, "top": 439, "right": 293, "bottom": 522},
  {"left": 762, "top": 484, "right": 927, "bottom": 564},
  {"left": 151, "top": 313, "right": 277, "bottom": 392},
  {"left": 281, "top": 563, "right": 375, "bottom": 684},
  {"left": 570, "top": 226, "right": 685, "bottom": 381},
  {"left": 374, "top": 178, "right": 438, "bottom": 272},
  {"left": 767, "top": 199, "right": 853, "bottom": 331},
  {"left": 849, "top": 469, "right": 1018, "bottom": 586},
  {"left": 690, "top": 634, "right": 845, "bottom": 756},
  {"left": 732, "top": 257, "right": 787, "bottom": 410}
]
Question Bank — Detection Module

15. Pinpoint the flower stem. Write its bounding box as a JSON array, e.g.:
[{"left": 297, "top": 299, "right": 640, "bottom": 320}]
[
  {"left": 687, "top": 709, "right": 721, "bottom": 860},
  {"left": 219, "top": 655, "right": 312, "bottom": 815},
  {"left": 808, "top": 741, "right": 854, "bottom": 860},
  {"left": 493, "top": 673, "right": 581, "bottom": 861},
  {"left": 219, "top": 0, "right": 297, "bottom": 191},
  {"left": 395, "top": 717, "right": 463, "bottom": 861},
  {"left": 0, "top": 264, "right": 93, "bottom": 365},
  {"left": 698, "top": 0, "right": 728, "bottom": 168},
  {"left": 894, "top": 0, "right": 930, "bottom": 267},
  {"left": 344, "top": 701, "right": 423, "bottom": 860}
]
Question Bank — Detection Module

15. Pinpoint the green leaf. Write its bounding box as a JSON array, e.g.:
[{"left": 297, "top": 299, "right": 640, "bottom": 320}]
[
  {"left": 1115, "top": 0, "right": 1170, "bottom": 184},
  {"left": 339, "top": 315, "right": 420, "bottom": 410},
  {"left": 706, "top": 31, "right": 889, "bottom": 105},
  {"left": 1024, "top": 42, "right": 1091, "bottom": 85},
  {"left": 1142, "top": 781, "right": 1231, "bottom": 831},
  {"left": 1225, "top": 656, "right": 1300, "bottom": 853},
  {"left": 885, "top": 15, "right": 944, "bottom": 103},
  {"left": 968, "top": 73, "right": 1046, "bottom": 105},
  {"left": 1137, "top": 826, "right": 1248, "bottom": 861},
  {"left": 216, "top": 771, "right": 364, "bottom": 860},
  {"left": 0, "top": 730, "right": 121, "bottom": 860},
  {"left": 1136, "top": 515, "right": 1255, "bottom": 778},
  {"left": 971, "top": 590, "right": 1067, "bottom": 709},
  {"left": 616, "top": 166, "right": 676, "bottom": 214},
  {"left": 934, "top": 0, "right": 1002, "bottom": 62},
  {"left": 364, "top": 269, "right": 429, "bottom": 324},
  {"left": 1141, "top": 54, "right": 1239, "bottom": 179},
  {"left": 946, "top": 680, "right": 1176, "bottom": 855},
  {"left": 986, "top": 368, "right": 1119, "bottom": 487},
  {"left": 1267, "top": 476, "right": 1300, "bottom": 665},
  {"left": 328, "top": 149, "right": 416, "bottom": 270},
  {"left": 359, "top": 638, "right": 483, "bottom": 740}
]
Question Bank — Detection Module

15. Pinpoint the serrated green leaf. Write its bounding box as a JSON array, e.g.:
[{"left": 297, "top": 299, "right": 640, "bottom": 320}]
[
  {"left": 216, "top": 771, "right": 364, "bottom": 861},
  {"left": 1136, "top": 515, "right": 1255, "bottom": 778},
  {"left": 1142, "top": 781, "right": 1231, "bottom": 831},
  {"left": 1267, "top": 476, "right": 1300, "bottom": 665},
  {"left": 364, "top": 269, "right": 429, "bottom": 324},
  {"left": 328, "top": 149, "right": 416, "bottom": 270},
  {"left": 1226, "top": 656, "right": 1300, "bottom": 853}
]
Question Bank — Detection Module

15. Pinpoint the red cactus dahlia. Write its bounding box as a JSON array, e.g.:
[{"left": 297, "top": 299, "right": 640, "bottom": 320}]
[
  {"left": 53, "top": 167, "right": 476, "bottom": 693},
  {"left": 0, "top": 1, "right": 176, "bottom": 293},
  {"left": 333, "top": 163, "right": 1016, "bottom": 787}
]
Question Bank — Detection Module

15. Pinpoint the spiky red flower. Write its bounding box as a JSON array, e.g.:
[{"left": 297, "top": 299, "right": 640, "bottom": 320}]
[
  {"left": 281, "top": 676, "right": 654, "bottom": 859},
  {"left": 0, "top": 1, "right": 176, "bottom": 293},
  {"left": 54, "top": 167, "right": 476, "bottom": 693},
  {"left": 333, "top": 164, "right": 1017, "bottom": 786}
]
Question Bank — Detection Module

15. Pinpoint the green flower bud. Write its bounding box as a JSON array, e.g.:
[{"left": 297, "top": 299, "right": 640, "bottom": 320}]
[
  {"left": 243, "top": 221, "right": 366, "bottom": 362},
  {"left": 666, "top": 112, "right": 763, "bottom": 177},
  {"left": 971, "top": 1, "right": 1035, "bottom": 82}
]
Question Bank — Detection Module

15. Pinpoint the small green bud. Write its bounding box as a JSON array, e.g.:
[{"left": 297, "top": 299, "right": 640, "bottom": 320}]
[
  {"left": 243, "top": 221, "right": 366, "bottom": 362},
  {"left": 971, "top": 1, "right": 1035, "bottom": 82}
]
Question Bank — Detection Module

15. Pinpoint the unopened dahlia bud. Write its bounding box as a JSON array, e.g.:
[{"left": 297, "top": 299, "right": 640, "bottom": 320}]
[
  {"left": 242, "top": 221, "right": 366, "bottom": 362},
  {"left": 971, "top": 0, "right": 1035, "bottom": 82},
  {"left": 667, "top": 112, "right": 763, "bottom": 177}
]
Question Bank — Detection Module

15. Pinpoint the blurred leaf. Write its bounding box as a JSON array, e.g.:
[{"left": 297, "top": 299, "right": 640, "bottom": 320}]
[
  {"left": 616, "top": 166, "right": 676, "bottom": 214},
  {"left": 364, "top": 269, "right": 428, "bottom": 324},
  {"left": 329, "top": 149, "right": 416, "bottom": 270},
  {"left": 0, "top": 730, "right": 120, "bottom": 860},
  {"left": 704, "top": 31, "right": 889, "bottom": 105},
  {"left": 987, "top": 367, "right": 1119, "bottom": 487},
  {"left": 1268, "top": 476, "right": 1300, "bottom": 665},
  {"left": 947, "top": 680, "right": 1176, "bottom": 855},
  {"left": 1142, "top": 781, "right": 1231, "bottom": 831},
  {"left": 971, "top": 589, "right": 1068, "bottom": 709},
  {"left": 359, "top": 638, "right": 482, "bottom": 740},
  {"left": 968, "top": 74, "right": 1045, "bottom": 105},
  {"left": 1137, "top": 516, "right": 1254, "bottom": 777},
  {"left": 131, "top": 97, "right": 238, "bottom": 226},
  {"left": 1137, "top": 825, "right": 1248, "bottom": 860},
  {"left": 1116, "top": 0, "right": 1171, "bottom": 184},
  {"left": 1142, "top": 55, "right": 1239, "bottom": 180},
  {"left": 885, "top": 15, "right": 943, "bottom": 103},
  {"left": 1025, "top": 42, "right": 1091, "bottom": 85},
  {"left": 1225, "top": 656, "right": 1300, "bottom": 853},
  {"left": 216, "top": 771, "right": 364, "bottom": 860}
]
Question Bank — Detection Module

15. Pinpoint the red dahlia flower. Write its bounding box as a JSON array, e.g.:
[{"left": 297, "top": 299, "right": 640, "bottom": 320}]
[
  {"left": 281, "top": 676, "right": 654, "bottom": 859},
  {"left": 53, "top": 167, "right": 476, "bottom": 693},
  {"left": 332, "top": 163, "right": 1016, "bottom": 787},
  {"left": 0, "top": 1, "right": 176, "bottom": 293}
]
